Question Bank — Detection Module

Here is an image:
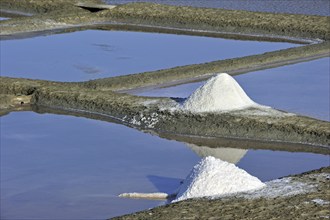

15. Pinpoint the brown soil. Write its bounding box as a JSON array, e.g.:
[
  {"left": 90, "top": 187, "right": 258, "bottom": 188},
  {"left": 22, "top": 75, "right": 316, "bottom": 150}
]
[
  {"left": 0, "top": 1, "right": 329, "bottom": 219},
  {"left": 1, "top": 77, "right": 329, "bottom": 147}
]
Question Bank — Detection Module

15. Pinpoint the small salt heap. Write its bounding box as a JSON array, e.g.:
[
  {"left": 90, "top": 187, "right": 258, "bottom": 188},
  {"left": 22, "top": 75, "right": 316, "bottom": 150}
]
[
  {"left": 183, "top": 73, "right": 260, "bottom": 113},
  {"left": 173, "top": 156, "right": 265, "bottom": 202}
]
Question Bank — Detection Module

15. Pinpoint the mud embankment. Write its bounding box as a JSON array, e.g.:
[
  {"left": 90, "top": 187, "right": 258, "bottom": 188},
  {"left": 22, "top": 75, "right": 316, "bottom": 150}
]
[
  {"left": 0, "top": 0, "right": 103, "bottom": 14},
  {"left": 0, "top": 0, "right": 329, "bottom": 148},
  {"left": 0, "top": 1, "right": 329, "bottom": 219},
  {"left": 0, "top": 0, "right": 105, "bottom": 35},
  {"left": 112, "top": 166, "right": 330, "bottom": 220},
  {"left": 84, "top": 41, "right": 330, "bottom": 91},
  {"left": 28, "top": 105, "right": 330, "bottom": 155},
  {"left": 1, "top": 77, "right": 329, "bottom": 147},
  {"left": 1, "top": 1, "right": 329, "bottom": 40},
  {"left": 99, "top": 2, "right": 330, "bottom": 40}
]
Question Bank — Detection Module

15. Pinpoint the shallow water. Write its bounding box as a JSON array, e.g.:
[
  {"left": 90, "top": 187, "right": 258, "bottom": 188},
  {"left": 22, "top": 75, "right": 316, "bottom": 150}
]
[
  {"left": 134, "top": 58, "right": 330, "bottom": 121},
  {"left": 237, "top": 150, "right": 329, "bottom": 182},
  {"left": 236, "top": 58, "right": 330, "bottom": 121},
  {"left": 0, "top": 17, "right": 9, "bottom": 21},
  {"left": 104, "top": 0, "right": 330, "bottom": 16},
  {"left": 0, "top": 30, "right": 295, "bottom": 82},
  {"left": 0, "top": 112, "right": 199, "bottom": 219},
  {"left": 1, "top": 111, "right": 329, "bottom": 219}
]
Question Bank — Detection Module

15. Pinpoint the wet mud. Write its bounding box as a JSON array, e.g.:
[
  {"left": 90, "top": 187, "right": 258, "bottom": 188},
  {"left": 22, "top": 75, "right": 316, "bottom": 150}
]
[
  {"left": 1, "top": 1, "right": 329, "bottom": 39},
  {"left": 113, "top": 166, "right": 330, "bottom": 220},
  {"left": 0, "top": 1, "right": 329, "bottom": 219},
  {"left": 25, "top": 105, "right": 330, "bottom": 156},
  {"left": 1, "top": 77, "right": 329, "bottom": 147}
]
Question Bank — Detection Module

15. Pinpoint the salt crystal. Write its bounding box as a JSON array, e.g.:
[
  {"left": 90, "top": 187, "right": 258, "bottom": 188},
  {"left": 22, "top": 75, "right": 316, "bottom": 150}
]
[
  {"left": 173, "top": 156, "right": 265, "bottom": 202},
  {"left": 183, "top": 73, "right": 260, "bottom": 112}
]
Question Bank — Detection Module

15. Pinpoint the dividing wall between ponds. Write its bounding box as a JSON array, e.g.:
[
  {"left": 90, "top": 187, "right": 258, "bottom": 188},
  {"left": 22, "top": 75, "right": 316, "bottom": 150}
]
[{"left": 132, "top": 58, "right": 330, "bottom": 121}]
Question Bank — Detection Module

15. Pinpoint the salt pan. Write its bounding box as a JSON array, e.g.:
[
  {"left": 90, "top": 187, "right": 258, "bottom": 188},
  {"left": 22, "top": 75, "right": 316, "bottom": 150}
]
[
  {"left": 174, "top": 156, "right": 265, "bottom": 202},
  {"left": 183, "top": 73, "right": 260, "bottom": 112}
]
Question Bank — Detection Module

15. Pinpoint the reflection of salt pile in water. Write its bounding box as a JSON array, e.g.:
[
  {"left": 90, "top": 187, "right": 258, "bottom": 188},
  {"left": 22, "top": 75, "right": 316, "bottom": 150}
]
[
  {"left": 183, "top": 73, "right": 261, "bottom": 112},
  {"left": 186, "top": 144, "right": 247, "bottom": 164},
  {"left": 173, "top": 156, "right": 265, "bottom": 202}
]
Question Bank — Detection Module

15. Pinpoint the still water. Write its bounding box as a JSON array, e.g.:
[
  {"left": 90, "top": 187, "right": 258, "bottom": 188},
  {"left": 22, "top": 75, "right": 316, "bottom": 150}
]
[
  {"left": 0, "top": 30, "right": 295, "bottom": 82},
  {"left": 134, "top": 58, "right": 330, "bottom": 121},
  {"left": 103, "top": 0, "right": 330, "bottom": 16},
  {"left": 1, "top": 111, "right": 329, "bottom": 219},
  {"left": 1, "top": 112, "right": 198, "bottom": 219}
]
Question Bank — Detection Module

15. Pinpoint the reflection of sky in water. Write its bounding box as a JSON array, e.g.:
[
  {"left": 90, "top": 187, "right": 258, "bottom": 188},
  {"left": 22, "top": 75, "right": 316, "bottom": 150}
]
[
  {"left": 0, "top": 30, "right": 295, "bottom": 82},
  {"left": 1, "top": 111, "right": 329, "bottom": 219},
  {"left": 1, "top": 112, "right": 199, "bottom": 219},
  {"left": 134, "top": 58, "right": 330, "bottom": 121},
  {"left": 0, "top": 17, "right": 9, "bottom": 21},
  {"left": 237, "top": 150, "right": 329, "bottom": 182},
  {"left": 236, "top": 58, "right": 330, "bottom": 121}
]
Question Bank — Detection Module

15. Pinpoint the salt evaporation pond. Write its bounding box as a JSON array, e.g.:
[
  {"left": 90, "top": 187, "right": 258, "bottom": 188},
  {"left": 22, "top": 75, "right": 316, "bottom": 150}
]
[
  {"left": 1, "top": 111, "right": 329, "bottom": 219},
  {"left": 1, "top": 112, "right": 198, "bottom": 219},
  {"left": 0, "top": 30, "right": 296, "bottom": 82},
  {"left": 134, "top": 58, "right": 330, "bottom": 121}
]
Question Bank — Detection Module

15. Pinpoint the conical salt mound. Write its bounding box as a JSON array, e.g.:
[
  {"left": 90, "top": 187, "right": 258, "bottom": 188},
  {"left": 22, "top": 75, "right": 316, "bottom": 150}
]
[
  {"left": 183, "top": 73, "right": 259, "bottom": 112},
  {"left": 173, "top": 156, "right": 265, "bottom": 202}
]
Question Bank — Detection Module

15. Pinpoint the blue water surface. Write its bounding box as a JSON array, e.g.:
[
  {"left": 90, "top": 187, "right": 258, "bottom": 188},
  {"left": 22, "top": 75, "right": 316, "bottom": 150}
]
[
  {"left": 1, "top": 111, "right": 329, "bottom": 219},
  {"left": 134, "top": 58, "right": 330, "bottom": 121},
  {"left": 0, "top": 30, "right": 295, "bottom": 82}
]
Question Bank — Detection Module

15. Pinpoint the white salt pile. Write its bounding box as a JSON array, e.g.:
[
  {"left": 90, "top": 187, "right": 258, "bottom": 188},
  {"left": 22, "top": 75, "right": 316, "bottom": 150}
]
[
  {"left": 182, "top": 73, "right": 260, "bottom": 113},
  {"left": 173, "top": 156, "right": 265, "bottom": 202}
]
